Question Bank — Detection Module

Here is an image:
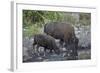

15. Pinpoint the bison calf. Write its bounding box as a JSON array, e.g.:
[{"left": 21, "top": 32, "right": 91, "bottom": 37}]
[{"left": 33, "top": 34, "right": 60, "bottom": 55}]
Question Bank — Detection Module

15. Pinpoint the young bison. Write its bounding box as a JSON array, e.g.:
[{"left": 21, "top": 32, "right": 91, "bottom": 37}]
[{"left": 33, "top": 34, "right": 60, "bottom": 55}]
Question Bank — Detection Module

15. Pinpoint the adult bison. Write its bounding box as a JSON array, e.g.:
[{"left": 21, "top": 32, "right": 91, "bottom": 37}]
[
  {"left": 44, "top": 22, "right": 79, "bottom": 60},
  {"left": 33, "top": 34, "right": 60, "bottom": 55},
  {"left": 44, "top": 22, "right": 77, "bottom": 47}
]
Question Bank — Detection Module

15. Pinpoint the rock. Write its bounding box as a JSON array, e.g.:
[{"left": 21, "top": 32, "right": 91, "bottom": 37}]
[{"left": 74, "top": 25, "right": 91, "bottom": 49}]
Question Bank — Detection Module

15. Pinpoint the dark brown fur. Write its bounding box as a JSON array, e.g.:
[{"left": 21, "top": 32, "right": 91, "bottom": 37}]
[
  {"left": 33, "top": 34, "right": 60, "bottom": 54},
  {"left": 44, "top": 22, "right": 76, "bottom": 45}
]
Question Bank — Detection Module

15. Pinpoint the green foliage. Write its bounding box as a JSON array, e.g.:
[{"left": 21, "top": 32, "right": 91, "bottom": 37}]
[
  {"left": 23, "top": 24, "right": 43, "bottom": 37},
  {"left": 23, "top": 10, "right": 91, "bottom": 37},
  {"left": 23, "top": 10, "right": 45, "bottom": 27},
  {"left": 79, "top": 13, "right": 91, "bottom": 26}
]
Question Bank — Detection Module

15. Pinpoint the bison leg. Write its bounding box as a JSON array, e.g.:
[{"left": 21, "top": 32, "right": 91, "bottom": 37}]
[
  {"left": 65, "top": 43, "right": 78, "bottom": 60},
  {"left": 35, "top": 45, "right": 41, "bottom": 56},
  {"left": 59, "top": 40, "right": 64, "bottom": 48},
  {"left": 43, "top": 48, "right": 48, "bottom": 57},
  {"left": 33, "top": 44, "right": 40, "bottom": 56},
  {"left": 49, "top": 49, "right": 53, "bottom": 54},
  {"left": 71, "top": 46, "right": 78, "bottom": 60}
]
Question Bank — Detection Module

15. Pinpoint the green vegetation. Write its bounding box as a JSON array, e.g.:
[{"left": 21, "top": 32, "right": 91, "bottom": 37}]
[
  {"left": 23, "top": 10, "right": 91, "bottom": 37},
  {"left": 79, "top": 13, "right": 91, "bottom": 26}
]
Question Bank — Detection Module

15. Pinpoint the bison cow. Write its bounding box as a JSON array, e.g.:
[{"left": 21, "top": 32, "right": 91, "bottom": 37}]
[
  {"left": 44, "top": 22, "right": 77, "bottom": 47},
  {"left": 33, "top": 34, "right": 60, "bottom": 55},
  {"left": 44, "top": 22, "right": 79, "bottom": 60}
]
